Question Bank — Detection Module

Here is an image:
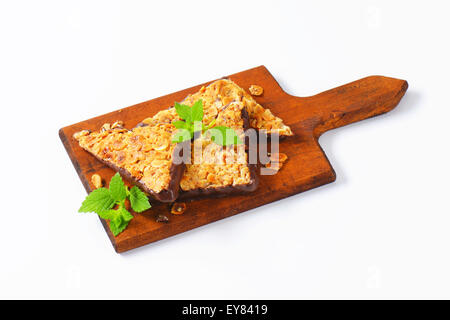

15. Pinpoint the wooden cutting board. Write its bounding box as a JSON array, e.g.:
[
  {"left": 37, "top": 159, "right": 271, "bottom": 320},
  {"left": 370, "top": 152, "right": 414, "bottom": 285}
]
[{"left": 59, "top": 65, "right": 408, "bottom": 253}]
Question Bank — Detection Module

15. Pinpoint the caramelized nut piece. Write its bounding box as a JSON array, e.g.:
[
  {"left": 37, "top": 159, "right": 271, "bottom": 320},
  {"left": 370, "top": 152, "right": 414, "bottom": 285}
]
[
  {"left": 111, "top": 120, "right": 124, "bottom": 129},
  {"left": 154, "top": 141, "right": 169, "bottom": 151},
  {"left": 156, "top": 214, "right": 169, "bottom": 223},
  {"left": 151, "top": 159, "right": 169, "bottom": 168},
  {"left": 249, "top": 84, "right": 263, "bottom": 96},
  {"left": 222, "top": 96, "right": 234, "bottom": 105},
  {"left": 101, "top": 123, "right": 111, "bottom": 131},
  {"left": 91, "top": 174, "right": 103, "bottom": 189},
  {"left": 171, "top": 202, "right": 186, "bottom": 215},
  {"left": 73, "top": 130, "right": 90, "bottom": 140},
  {"left": 265, "top": 153, "right": 288, "bottom": 174},
  {"left": 269, "top": 152, "right": 288, "bottom": 163},
  {"left": 265, "top": 162, "right": 283, "bottom": 174},
  {"left": 267, "top": 161, "right": 283, "bottom": 169}
]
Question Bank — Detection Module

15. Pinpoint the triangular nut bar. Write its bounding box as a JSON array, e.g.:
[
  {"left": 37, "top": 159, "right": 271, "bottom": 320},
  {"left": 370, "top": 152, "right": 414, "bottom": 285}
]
[
  {"left": 73, "top": 123, "right": 186, "bottom": 202},
  {"left": 143, "top": 79, "right": 293, "bottom": 137}
]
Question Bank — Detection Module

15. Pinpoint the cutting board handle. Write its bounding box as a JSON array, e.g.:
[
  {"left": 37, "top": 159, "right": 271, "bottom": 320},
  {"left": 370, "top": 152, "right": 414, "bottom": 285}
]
[{"left": 301, "top": 76, "right": 408, "bottom": 138}]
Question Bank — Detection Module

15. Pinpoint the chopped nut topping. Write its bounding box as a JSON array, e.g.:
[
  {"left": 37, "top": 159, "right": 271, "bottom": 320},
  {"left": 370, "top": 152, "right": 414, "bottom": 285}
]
[
  {"left": 74, "top": 120, "right": 178, "bottom": 194},
  {"left": 111, "top": 120, "right": 124, "bottom": 129},
  {"left": 171, "top": 202, "right": 186, "bottom": 215},
  {"left": 101, "top": 123, "right": 111, "bottom": 132},
  {"left": 156, "top": 214, "right": 169, "bottom": 223},
  {"left": 91, "top": 173, "right": 103, "bottom": 189},
  {"left": 73, "top": 130, "right": 90, "bottom": 140},
  {"left": 249, "top": 84, "right": 264, "bottom": 96}
]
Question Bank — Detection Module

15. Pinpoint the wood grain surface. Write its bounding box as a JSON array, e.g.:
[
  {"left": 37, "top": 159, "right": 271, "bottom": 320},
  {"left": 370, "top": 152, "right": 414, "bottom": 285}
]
[{"left": 59, "top": 65, "right": 408, "bottom": 253}]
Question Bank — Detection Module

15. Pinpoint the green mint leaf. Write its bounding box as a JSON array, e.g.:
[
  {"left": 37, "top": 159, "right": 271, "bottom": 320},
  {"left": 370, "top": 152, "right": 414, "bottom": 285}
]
[
  {"left": 191, "top": 99, "right": 203, "bottom": 122},
  {"left": 129, "top": 186, "right": 151, "bottom": 212},
  {"left": 120, "top": 207, "right": 134, "bottom": 222},
  {"left": 172, "top": 120, "right": 187, "bottom": 129},
  {"left": 172, "top": 129, "right": 192, "bottom": 143},
  {"left": 98, "top": 207, "right": 133, "bottom": 236},
  {"left": 108, "top": 172, "right": 127, "bottom": 202},
  {"left": 174, "top": 102, "right": 192, "bottom": 122},
  {"left": 207, "top": 126, "right": 243, "bottom": 146},
  {"left": 96, "top": 209, "right": 117, "bottom": 221},
  {"left": 109, "top": 214, "right": 128, "bottom": 236},
  {"left": 78, "top": 188, "right": 115, "bottom": 213}
]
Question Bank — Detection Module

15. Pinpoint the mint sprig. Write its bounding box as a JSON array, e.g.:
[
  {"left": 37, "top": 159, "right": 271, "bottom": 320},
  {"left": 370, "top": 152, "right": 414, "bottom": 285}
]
[
  {"left": 171, "top": 99, "right": 243, "bottom": 146},
  {"left": 78, "top": 173, "right": 151, "bottom": 236},
  {"left": 109, "top": 172, "right": 127, "bottom": 202}
]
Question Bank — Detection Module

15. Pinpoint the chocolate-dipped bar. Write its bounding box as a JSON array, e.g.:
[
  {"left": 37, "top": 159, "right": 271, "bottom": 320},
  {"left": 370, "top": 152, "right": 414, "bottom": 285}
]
[{"left": 73, "top": 122, "right": 186, "bottom": 203}]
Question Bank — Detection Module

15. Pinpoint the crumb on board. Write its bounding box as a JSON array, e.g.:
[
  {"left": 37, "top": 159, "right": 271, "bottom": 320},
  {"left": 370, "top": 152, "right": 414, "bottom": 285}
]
[
  {"left": 249, "top": 84, "right": 263, "bottom": 96},
  {"left": 156, "top": 214, "right": 169, "bottom": 223},
  {"left": 171, "top": 202, "right": 187, "bottom": 215},
  {"left": 265, "top": 152, "right": 288, "bottom": 173},
  {"left": 91, "top": 173, "right": 103, "bottom": 189},
  {"left": 269, "top": 152, "right": 288, "bottom": 163}
]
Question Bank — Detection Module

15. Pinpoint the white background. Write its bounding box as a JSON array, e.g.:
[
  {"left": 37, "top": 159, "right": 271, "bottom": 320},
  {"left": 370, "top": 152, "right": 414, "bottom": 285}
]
[{"left": 0, "top": 0, "right": 448, "bottom": 299}]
